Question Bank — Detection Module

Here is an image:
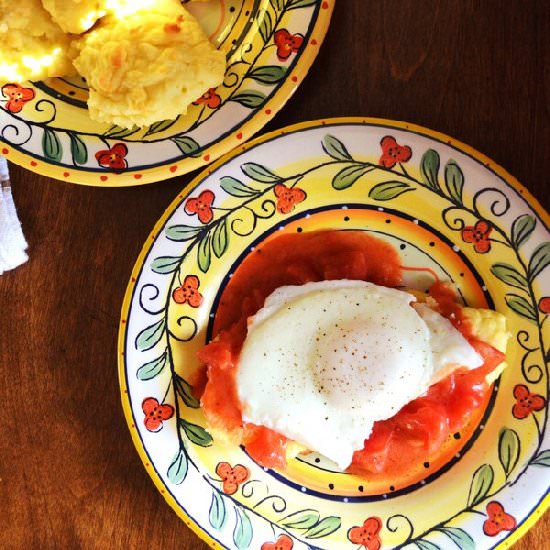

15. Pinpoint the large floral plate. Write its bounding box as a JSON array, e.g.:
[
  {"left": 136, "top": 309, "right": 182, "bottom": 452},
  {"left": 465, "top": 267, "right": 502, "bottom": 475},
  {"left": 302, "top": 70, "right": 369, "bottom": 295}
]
[
  {"left": 118, "top": 118, "right": 549, "bottom": 549},
  {"left": 0, "top": 0, "right": 332, "bottom": 186}
]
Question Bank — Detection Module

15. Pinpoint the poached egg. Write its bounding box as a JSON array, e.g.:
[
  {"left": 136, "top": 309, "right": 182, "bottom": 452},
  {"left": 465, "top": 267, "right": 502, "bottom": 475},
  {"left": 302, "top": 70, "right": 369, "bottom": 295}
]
[{"left": 236, "top": 280, "right": 482, "bottom": 469}]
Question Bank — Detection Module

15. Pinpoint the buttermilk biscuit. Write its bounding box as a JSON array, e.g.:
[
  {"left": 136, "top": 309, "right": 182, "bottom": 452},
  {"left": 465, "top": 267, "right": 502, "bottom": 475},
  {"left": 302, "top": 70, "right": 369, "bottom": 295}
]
[
  {"left": 0, "top": 0, "right": 75, "bottom": 85},
  {"left": 41, "top": 0, "right": 107, "bottom": 34},
  {"left": 73, "top": 0, "right": 226, "bottom": 128}
]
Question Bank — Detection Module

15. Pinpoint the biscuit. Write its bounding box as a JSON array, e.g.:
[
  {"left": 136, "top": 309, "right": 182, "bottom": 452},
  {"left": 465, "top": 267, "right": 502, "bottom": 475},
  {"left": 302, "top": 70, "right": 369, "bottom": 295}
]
[
  {"left": 41, "top": 0, "right": 107, "bottom": 34},
  {"left": 73, "top": 0, "right": 226, "bottom": 128},
  {"left": 0, "top": 0, "right": 75, "bottom": 85}
]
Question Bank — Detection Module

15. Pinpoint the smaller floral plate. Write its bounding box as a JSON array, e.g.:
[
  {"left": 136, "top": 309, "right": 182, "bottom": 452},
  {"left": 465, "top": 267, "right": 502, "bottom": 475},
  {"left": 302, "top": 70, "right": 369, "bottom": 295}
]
[
  {"left": 0, "top": 0, "right": 333, "bottom": 186},
  {"left": 119, "top": 118, "right": 549, "bottom": 549}
]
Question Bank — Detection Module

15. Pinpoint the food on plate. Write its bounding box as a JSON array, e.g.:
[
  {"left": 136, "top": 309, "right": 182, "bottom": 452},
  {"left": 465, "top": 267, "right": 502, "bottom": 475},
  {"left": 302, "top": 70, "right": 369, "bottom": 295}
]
[
  {"left": 195, "top": 230, "right": 509, "bottom": 479},
  {"left": 73, "top": 0, "right": 226, "bottom": 127},
  {"left": 0, "top": 0, "right": 226, "bottom": 127},
  {"left": 236, "top": 280, "right": 486, "bottom": 470},
  {"left": 0, "top": 0, "right": 76, "bottom": 85},
  {"left": 41, "top": 0, "right": 107, "bottom": 34}
]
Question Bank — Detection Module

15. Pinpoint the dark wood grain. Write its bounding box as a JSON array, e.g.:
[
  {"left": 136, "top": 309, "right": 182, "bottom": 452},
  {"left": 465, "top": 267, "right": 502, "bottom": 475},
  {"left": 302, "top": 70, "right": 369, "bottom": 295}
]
[{"left": 0, "top": 1, "right": 548, "bottom": 548}]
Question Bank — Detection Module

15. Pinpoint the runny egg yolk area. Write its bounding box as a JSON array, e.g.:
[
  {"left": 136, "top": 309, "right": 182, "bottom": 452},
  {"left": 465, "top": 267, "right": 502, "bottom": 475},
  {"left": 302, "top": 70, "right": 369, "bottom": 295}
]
[{"left": 196, "top": 230, "right": 505, "bottom": 490}]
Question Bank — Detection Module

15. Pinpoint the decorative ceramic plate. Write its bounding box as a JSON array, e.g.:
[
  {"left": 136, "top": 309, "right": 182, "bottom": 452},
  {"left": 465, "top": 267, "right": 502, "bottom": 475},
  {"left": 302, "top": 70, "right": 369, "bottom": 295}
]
[
  {"left": 118, "top": 118, "right": 549, "bottom": 549},
  {"left": 0, "top": 0, "right": 333, "bottom": 186}
]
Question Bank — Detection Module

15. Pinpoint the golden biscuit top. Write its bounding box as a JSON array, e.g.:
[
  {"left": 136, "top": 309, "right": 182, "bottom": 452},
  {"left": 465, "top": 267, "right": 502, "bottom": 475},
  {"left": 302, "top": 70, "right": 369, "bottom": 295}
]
[
  {"left": 41, "top": 0, "right": 108, "bottom": 34},
  {"left": 0, "top": 0, "right": 75, "bottom": 84},
  {"left": 73, "top": 3, "right": 225, "bottom": 127}
]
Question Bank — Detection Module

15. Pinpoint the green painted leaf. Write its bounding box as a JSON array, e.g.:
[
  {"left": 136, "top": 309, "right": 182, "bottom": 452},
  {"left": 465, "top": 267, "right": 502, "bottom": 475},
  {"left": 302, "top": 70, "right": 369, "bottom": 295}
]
[
  {"left": 511, "top": 214, "right": 536, "bottom": 248},
  {"left": 369, "top": 181, "right": 414, "bottom": 201},
  {"left": 467, "top": 463, "right": 494, "bottom": 506},
  {"left": 257, "top": 9, "right": 273, "bottom": 43},
  {"left": 68, "top": 132, "right": 88, "bottom": 165},
  {"left": 269, "top": 0, "right": 284, "bottom": 11},
  {"left": 209, "top": 491, "right": 227, "bottom": 530},
  {"left": 233, "top": 508, "right": 253, "bottom": 550},
  {"left": 136, "top": 351, "right": 167, "bottom": 380},
  {"left": 436, "top": 527, "right": 474, "bottom": 550},
  {"left": 135, "top": 318, "right": 166, "bottom": 351},
  {"left": 322, "top": 134, "right": 353, "bottom": 161},
  {"left": 305, "top": 517, "right": 341, "bottom": 539},
  {"left": 173, "top": 135, "right": 200, "bottom": 157},
  {"left": 420, "top": 149, "right": 440, "bottom": 190},
  {"left": 415, "top": 540, "right": 441, "bottom": 550},
  {"left": 528, "top": 242, "right": 550, "bottom": 280},
  {"left": 212, "top": 219, "right": 229, "bottom": 258},
  {"left": 175, "top": 374, "right": 200, "bottom": 408},
  {"left": 220, "top": 176, "right": 259, "bottom": 197},
  {"left": 490, "top": 263, "right": 528, "bottom": 289},
  {"left": 505, "top": 293, "right": 537, "bottom": 322},
  {"left": 282, "top": 510, "right": 320, "bottom": 529},
  {"left": 42, "top": 128, "right": 62, "bottom": 162},
  {"left": 444, "top": 160, "right": 464, "bottom": 203},
  {"left": 231, "top": 90, "right": 266, "bottom": 108},
  {"left": 104, "top": 125, "right": 139, "bottom": 139},
  {"left": 531, "top": 450, "right": 550, "bottom": 467},
  {"left": 241, "top": 162, "right": 280, "bottom": 183},
  {"left": 151, "top": 256, "right": 181, "bottom": 274},
  {"left": 332, "top": 163, "right": 373, "bottom": 190},
  {"left": 499, "top": 428, "right": 520, "bottom": 477},
  {"left": 448, "top": 532, "right": 471, "bottom": 550},
  {"left": 179, "top": 419, "right": 213, "bottom": 447},
  {"left": 166, "top": 224, "right": 202, "bottom": 242},
  {"left": 144, "top": 117, "right": 178, "bottom": 136},
  {"left": 287, "top": 0, "right": 317, "bottom": 9},
  {"left": 167, "top": 449, "right": 188, "bottom": 484},
  {"left": 249, "top": 65, "right": 287, "bottom": 84},
  {"left": 198, "top": 232, "right": 211, "bottom": 273}
]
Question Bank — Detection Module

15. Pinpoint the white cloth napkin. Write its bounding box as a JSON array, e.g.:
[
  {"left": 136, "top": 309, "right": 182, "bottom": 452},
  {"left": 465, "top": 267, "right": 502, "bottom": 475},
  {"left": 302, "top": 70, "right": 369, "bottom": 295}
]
[{"left": 0, "top": 156, "right": 28, "bottom": 274}]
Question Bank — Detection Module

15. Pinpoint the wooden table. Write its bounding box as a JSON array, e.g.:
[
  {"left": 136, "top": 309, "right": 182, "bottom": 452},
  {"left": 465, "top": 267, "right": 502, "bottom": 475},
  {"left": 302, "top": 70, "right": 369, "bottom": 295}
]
[{"left": 1, "top": 1, "right": 548, "bottom": 548}]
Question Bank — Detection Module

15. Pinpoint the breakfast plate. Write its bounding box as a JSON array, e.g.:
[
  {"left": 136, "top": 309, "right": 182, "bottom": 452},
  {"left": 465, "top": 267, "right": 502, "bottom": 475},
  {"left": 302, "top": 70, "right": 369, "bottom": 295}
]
[
  {"left": 0, "top": 0, "right": 333, "bottom": 186},
  {"left": 118, "top": 118, "right": 549, "bottom": 549}
]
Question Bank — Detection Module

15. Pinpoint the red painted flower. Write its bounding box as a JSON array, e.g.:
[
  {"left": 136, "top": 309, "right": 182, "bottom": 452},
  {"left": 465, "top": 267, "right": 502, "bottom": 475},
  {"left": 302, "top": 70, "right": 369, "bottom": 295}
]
[
  {"left": 274, "top": 29, "right": 304, "bottom": 61},
  {"left": 461, "top": 220, "right": 493, "bottom": 253},
  {"left": 512, "top": 384, "right": 546, "bottom": 419},
  {"left": 1, "top": 83, "right": 35, "bottom": 113},
  {"left": 185, "top": 189, "right": 215, "bottom": 224},
  {"left": 215, "top": 462, "right": 250, "bottom": 495},
  {"left": 378, "top": 136, "right": 412, "bottom": 168},
  {"left": 274, "top": 183, "right": 306, "bottom": 214},
  {"left": 348, "top": 517, "right": 383, "bottom": 550},
  {"left": 172, "top": 275, "right": 203, "bottom": 307},
  {"left": 261, "top": 534, "right": 293, "bottom": 550},
  {"left": 539, "top": 297, "right": 550, "bottom": 314},
  {"left": 95, "top": 143, "right": 128, "bottom": 171},
  {"left": 142, "top": 397, "right": 175, "bottom": 432},
  {"left": 483, "top": 501, "right": 516, "bottom": 536},
  {"left": 194, "top": 88, "right": 221, "bottom": 108}
]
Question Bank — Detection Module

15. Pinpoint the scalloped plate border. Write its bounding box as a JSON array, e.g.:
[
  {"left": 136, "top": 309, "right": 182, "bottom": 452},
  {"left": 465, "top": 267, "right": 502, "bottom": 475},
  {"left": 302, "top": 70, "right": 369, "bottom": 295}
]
[{"left": 118, "top": 117, "right": 549, "bottom": 549}]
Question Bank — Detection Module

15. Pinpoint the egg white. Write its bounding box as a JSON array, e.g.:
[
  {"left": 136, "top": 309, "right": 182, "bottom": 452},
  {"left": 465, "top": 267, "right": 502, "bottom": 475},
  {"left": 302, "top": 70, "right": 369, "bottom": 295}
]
[{"left": 236, "top": 280, "right": 482, "bottom": 470}]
